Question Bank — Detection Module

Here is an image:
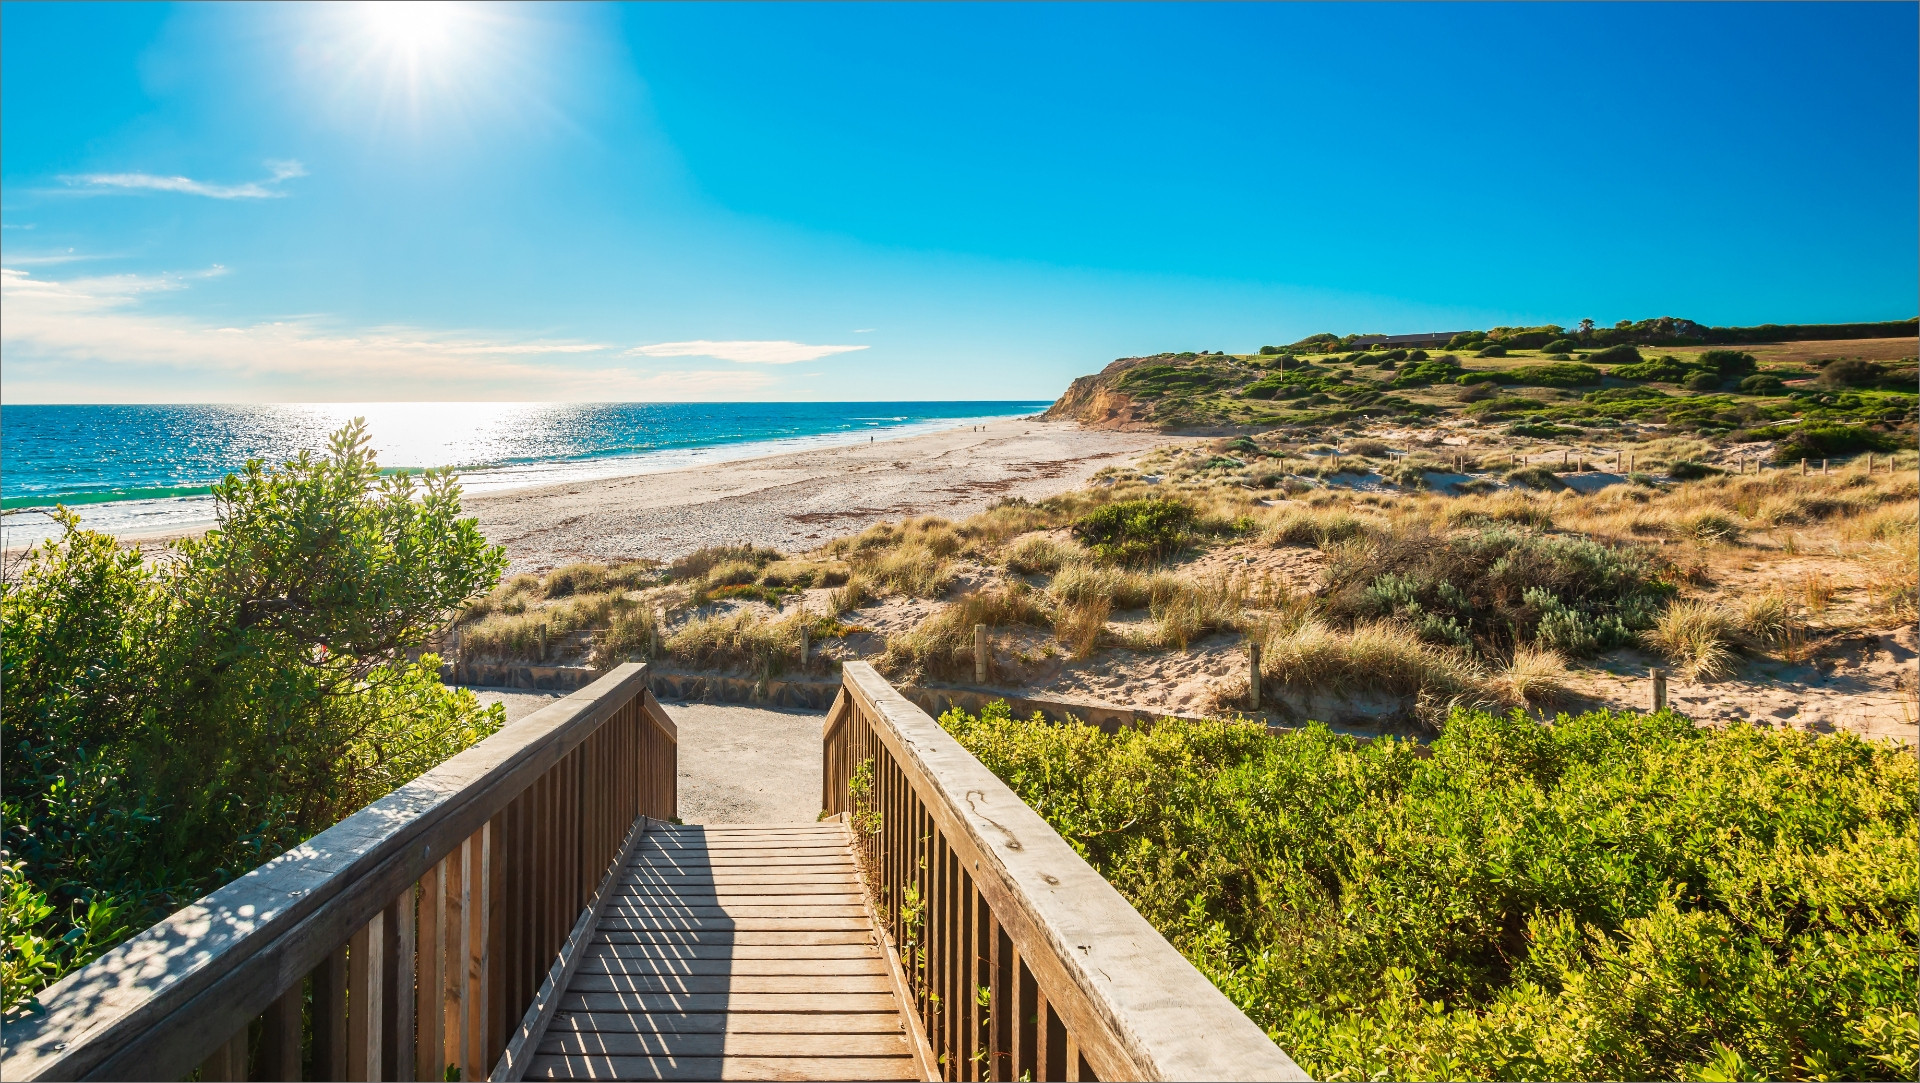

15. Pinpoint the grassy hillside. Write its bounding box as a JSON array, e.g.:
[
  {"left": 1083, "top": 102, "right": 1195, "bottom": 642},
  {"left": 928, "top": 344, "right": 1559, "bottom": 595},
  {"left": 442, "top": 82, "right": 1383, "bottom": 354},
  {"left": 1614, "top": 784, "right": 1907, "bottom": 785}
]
[{"left": 1046, "top": 322, "right": 1917, "bottom": 445}]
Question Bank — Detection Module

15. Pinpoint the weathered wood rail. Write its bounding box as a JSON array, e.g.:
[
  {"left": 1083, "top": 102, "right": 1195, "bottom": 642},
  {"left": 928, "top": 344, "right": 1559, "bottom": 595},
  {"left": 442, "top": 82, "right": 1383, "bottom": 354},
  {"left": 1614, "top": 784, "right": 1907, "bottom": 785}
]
[
  {"left": 2, "top": 662, "right": 676, "bottom": 1083},
  {"left": 822, "top": 662, "right": 1307, "bottom": 1082}
]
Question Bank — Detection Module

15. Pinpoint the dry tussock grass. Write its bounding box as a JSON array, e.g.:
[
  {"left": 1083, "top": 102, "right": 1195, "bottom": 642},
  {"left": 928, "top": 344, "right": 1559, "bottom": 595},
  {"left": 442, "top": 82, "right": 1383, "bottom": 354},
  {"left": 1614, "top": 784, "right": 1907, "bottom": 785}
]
[{"left": 1643, "top": 600, "right": 1735, "bottom": 680}]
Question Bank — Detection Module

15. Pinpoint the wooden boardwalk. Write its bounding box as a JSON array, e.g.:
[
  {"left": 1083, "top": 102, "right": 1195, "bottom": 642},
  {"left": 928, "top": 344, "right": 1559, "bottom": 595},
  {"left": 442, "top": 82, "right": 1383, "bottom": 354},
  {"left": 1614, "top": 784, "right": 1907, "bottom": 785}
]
[{"left": 527, "top": 822, "right": 925, "bottom": 1082}]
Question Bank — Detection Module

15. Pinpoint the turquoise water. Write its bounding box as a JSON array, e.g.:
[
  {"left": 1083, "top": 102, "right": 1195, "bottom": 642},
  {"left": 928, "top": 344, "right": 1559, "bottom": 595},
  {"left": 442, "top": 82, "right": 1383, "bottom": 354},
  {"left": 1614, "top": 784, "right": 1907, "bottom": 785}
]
[{"left": 0, "top": 401, "right": 1046, "bottom": 543}]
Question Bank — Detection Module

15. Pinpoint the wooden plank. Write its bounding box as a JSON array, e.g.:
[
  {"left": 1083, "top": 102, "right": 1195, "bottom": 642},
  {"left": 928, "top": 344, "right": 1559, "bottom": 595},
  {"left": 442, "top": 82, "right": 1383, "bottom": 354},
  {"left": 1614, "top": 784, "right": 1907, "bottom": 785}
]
[
  {"left": 573, "top": 956, "right": 887, "bottom": 978},
  {"left": 598, "top": 904, "right": 870, "bottom": 919},
  {"left": 545, "top": 1012, "right": 906, "bottom": 1035},
  {"left": 563, "top": 973, "right": 893, "bottom": 995},
  {"left": 610, "top": 888, "right": 867, "bottom": 904},
  {"left": 523, "top": 1053, "right": 918, "bottom": 1081},
  {"left": 416, "top": 861, "right": 446, "bottom": 1083},
  {"left": 595, "top": 916, "right": 872, "bottom": 933},
  {"left": 557, "top": 991, "right": 903, "bottom": 1014},
  {"left": 588, "top": 943, "right": 880, "bottom": 960},
  {"left": 255, "top": 980, "right": 303, "bottom": 1082},
  {"left": 4, "top": 663, "right": 658, "bottom": 1083},
  {"left": 594, "top": 929, "right": 875, "bottom": 945},
  {"left": 535, "top": 1031, "right": 910, "bottom": 1057}
]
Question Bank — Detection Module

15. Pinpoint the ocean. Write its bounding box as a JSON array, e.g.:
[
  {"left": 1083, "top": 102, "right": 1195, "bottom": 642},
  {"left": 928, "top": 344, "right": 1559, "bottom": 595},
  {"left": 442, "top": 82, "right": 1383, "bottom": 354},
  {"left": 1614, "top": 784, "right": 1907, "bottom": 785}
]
[{"left": 0, "top": 401, "right": 1049, "bottom": 550}]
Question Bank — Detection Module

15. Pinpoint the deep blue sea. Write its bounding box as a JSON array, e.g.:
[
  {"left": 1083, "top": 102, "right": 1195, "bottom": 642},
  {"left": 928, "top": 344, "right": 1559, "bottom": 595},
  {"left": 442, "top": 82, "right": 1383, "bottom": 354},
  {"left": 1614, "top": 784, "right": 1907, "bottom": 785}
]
[{"left": 0, "top": 401, "right": 1047, "bottom": 547}]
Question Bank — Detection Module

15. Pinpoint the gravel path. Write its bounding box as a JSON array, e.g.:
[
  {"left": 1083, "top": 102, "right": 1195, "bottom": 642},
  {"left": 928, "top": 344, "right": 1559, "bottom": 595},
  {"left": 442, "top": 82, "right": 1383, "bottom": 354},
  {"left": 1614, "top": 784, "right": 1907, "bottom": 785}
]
[{"left": 469, "top": 689, "right": 825, "bottom": 824}]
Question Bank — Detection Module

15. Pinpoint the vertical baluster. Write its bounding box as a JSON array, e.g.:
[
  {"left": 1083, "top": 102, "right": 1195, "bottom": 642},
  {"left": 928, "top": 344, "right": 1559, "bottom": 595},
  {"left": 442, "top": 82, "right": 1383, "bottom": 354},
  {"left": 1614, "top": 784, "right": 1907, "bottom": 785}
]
[
  {"left": 416, "top": 863, "right": 445, "bottom": 1083},
  {"left": 347, "top": 912, "right": 384, "bottom": 1081},
  {"left": 970, "top": 881, "right": 988, "bottom": 1082},
  {"left": 255, "top": 979, "right": 304, "bottom": 1082},
  {"left": 486, "top": 812, "right": 507, "bottom": 1066},
  {"left": 386, "top": 889, "right": 416, "bottom": 1083},
  {"left": 196, "top": 1028, "right": 248, "bottom": 1081},
  {"left": 464, "top": 826, "right": 489, "bottom": 1079},
  {"left": 991, "top": 922, "right": 1012, "bottom": 1082},
  {"left": 504, "top": 794, "right": 526, "bottom": 1043},
  {"left": 317, "top": 944, "right": 350, "bottom": 1081},
  {"left": 444, "top": 843, "right": 468, "bottom": 1083}
]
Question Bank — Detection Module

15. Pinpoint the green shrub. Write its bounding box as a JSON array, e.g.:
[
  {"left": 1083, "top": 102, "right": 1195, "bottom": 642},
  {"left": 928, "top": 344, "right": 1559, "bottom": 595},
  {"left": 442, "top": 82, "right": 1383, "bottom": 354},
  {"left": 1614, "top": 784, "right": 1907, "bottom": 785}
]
[
  {"left": 1071, "top": 499, "right": 1196, "bottom": 564},
  {"left": 1698, "top": 349, "right": 1759, "bottom": 380},
  {"left": 1820, "top": 359, "right": 1894, "bottom": 389},
  {"left": 1475, "top": 343, "right": 1508, "bottom": 357},
  {"left": 1, "top": 423, "right": 506, "bottom": 1015},
  {"left": 1586, "top": 344, "right": 1644, "bottom": 366},
  {"left": 1667, "top": 460, "right": 1722, "bottom": 480},
  {"left": 939, "top": 705, "right": 1917, "bottom": 1082},
  {"left": 1774, "top": 423, "right": 1900, "bottom": 463},
  {"left": 1683, "top": 371, "right": 1722, "bottom": 391},
  {"left": 1391, "top": 358, "right": 1466, "bottom": 388},
  {"left": 1739, "top": 374, "right": 1786, "bottom": 394},
  {"left": 1505, "top": 466, "right": 1567, "bottom": 491},
  {"left": 1513, "top": 362, "right": 1603, "bottom": 387},
  {"left": 1541, "top": 338, "right": 1578, "bottom": 354},
  {"left": 1448, "top": 331, "right": 1488, "bottom": 349},
  {"left": 1321, "top": 526, "right": 1667, "bottom": 657},
  {"left": 1585, "top": 386, "right": 1669, "bottom": 403}
]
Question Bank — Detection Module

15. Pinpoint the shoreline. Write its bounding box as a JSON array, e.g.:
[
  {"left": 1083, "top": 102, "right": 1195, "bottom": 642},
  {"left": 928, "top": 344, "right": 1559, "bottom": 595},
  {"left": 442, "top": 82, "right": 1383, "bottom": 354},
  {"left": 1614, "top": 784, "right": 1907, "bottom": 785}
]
[{"left": 4, "top": 418, "right": 1182, "bottom": 570}]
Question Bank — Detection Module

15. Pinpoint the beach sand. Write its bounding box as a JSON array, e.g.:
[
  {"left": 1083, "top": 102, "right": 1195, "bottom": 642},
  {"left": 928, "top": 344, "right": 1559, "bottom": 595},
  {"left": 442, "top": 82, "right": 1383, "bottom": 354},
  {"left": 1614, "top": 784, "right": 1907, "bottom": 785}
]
[{"left": 469, "top": 418, "right": 1181, "bottom": 573}]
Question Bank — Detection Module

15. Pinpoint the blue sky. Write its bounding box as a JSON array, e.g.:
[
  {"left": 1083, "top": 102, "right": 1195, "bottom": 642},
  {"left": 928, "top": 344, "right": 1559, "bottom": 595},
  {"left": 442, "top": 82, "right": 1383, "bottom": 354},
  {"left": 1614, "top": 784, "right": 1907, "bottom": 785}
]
[{"left": 3, "top": 1, "right": 1914, "bottom": 403}]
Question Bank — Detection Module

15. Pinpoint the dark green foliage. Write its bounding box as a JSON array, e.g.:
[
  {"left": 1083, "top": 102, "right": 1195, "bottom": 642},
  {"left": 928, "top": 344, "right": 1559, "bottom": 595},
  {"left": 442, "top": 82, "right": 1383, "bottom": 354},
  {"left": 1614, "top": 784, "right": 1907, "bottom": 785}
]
[
  {"left": 1506, "top": 422, "right": 1584, "bottom": 438},
  {"left": 1611, "top": 354, "right": 1693, "bottom": 382},
  {"left": 1117, "top": 363, "right": 1228, "bottom": 398},
  {"left": 1321, "top": 526, "right": 1668, "bottom": 657},
  {"left": 1773, "top": 423, "right": 1900, "bottom": 463},
  {"left": 1391, "top": 357, "right": 1465, "bottom": 388},
  {"left": 1820, "top": 359, "right": 1904, "bottom": 390},
  {"left": 1738, "top": 374, "right": 1786, "bottom": 394},
  {"left": 1541, "top": 338, "right": 1578, "bottom": 354},
  {"left": 1667, "top": 460, "right": 1722, "bottom": 480},
  {"left": 1448, "top": 331, "right": 1488, "bottom": 349},
  {"left": 1258, "top": 345, "right": 1283, "bottom": 355},
  {"left": 1698, "top": 349, "right": 1759, "bottom": 380},
  {"left": 1585, "top": 386, "right": 1669, "bottom": 403},
  {"left": 1586, "top": 344, "right": 1645, "bottom": 366},
  {"left": 1505, "top": 465, "right": 1568, "bottom": 491},
  {"left": 1475, "top": 343, "right": 1508, "bottom": 357},
  {"left": 1512, "top": 363, "right": 1602, "bottom": 387},
  {"left": 1684, "top": 371, "right": 1722, "bottom": 391},
  {"left": 2, "top": 423, "right": 507, "bottom": 1015},
  {"left": 1071, "top": 498, "right": 1196, "bottom": 564},
  {"left": 941, "top": 705, "right": 1918, "bottom": 1082},
  {"left": 1464, "top": 397, "right": 1549, "bottom": 416}
]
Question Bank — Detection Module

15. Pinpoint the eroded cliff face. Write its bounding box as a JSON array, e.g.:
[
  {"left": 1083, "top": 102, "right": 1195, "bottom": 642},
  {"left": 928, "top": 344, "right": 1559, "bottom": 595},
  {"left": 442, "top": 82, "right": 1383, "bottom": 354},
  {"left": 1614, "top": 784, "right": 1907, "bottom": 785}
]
[{"left": 1044, "top": 357, "right": 1156, "bottom": 430}]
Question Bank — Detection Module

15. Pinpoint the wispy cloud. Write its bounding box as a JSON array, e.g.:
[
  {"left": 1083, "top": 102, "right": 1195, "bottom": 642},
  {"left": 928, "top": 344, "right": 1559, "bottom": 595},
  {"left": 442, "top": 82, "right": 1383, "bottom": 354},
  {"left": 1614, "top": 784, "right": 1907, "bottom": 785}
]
[
  {"left": 61, "top": 159, "right": 308, "bottom": 200},
  {"left": 0, "top": 266, "right": 770, "bottom": 402},
  {"left": 627, "top": 339, "right": 868, "bottom": 364}
]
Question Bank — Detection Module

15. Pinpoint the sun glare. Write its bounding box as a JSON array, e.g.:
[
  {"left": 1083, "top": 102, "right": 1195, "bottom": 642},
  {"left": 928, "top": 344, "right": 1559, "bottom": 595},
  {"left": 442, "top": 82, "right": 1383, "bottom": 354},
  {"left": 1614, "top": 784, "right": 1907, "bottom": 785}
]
[{"left": 366, "top": 1, "right": 462, "bottom": 56}]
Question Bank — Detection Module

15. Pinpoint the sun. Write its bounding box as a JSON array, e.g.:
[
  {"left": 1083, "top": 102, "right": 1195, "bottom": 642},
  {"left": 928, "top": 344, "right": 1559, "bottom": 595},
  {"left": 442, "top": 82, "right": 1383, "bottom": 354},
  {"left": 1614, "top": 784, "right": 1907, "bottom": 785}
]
[{"left": 364, "top": 1, "right": 463, "bottom": 57}]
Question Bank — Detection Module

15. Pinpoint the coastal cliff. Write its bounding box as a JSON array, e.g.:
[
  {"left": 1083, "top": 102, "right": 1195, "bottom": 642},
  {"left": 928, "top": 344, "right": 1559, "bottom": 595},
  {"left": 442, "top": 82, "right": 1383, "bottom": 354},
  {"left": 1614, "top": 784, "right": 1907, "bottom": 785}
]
[{"left": 1043, "top": 357, "right": 1155, "bottom": 429}]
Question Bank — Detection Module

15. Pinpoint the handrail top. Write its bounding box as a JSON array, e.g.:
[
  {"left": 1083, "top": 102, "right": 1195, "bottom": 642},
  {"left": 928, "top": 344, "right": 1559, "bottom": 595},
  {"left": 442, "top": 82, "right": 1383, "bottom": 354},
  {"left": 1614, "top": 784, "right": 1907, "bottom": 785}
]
[
  {"left": 840, "top": 662, "right": 1307, "bottom": 1083},
  {"left": 2, "top": 663, "right": 656, "bottom": 1083}
]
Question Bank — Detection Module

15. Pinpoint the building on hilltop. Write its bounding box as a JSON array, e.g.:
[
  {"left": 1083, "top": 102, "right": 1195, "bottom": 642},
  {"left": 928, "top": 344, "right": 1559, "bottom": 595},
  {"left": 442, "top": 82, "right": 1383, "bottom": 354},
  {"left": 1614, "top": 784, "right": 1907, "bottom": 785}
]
[{"left": 1348, "top": 331, "right": 1469, "bottom": 348}]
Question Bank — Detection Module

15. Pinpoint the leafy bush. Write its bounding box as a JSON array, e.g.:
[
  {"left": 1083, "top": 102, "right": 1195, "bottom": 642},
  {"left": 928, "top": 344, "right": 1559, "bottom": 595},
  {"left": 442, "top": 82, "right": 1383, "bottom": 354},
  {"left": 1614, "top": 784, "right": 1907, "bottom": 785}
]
[
  {"left": 1071, "top": 499, "right": 1195, "bottom": 564},
  {"left": 1820, "top": 359, "right": 1896, "bottom": 389},
  {"left": 1391, "top": 357, "right": 1466, "bottom": 388},
  {"left": 1585, "top": 343, "right": 1644, "bottom": 366},
  {"left": 940, "top": 705, "right": 1917, "bottom": 1082},
  {"left": 1585, "top": 385, "right": 1669, "bottom": 403},
  {"left": 1667, "top": 459, "right": 1722, "bottom": 480},
  {"left": 1474, "top": 343, "right": 1508, "bottom": 357},
  {"left": 1738, "top": 374, "right": 1786, "bottom": 394},
  {"left": 1683, "top": 371, "right": 1722, "bottom": 391},
  {"left": 1321, "top": 526, "right": 1668, "bottom": 657},
  {"left": 1612, "top": 354, "right": 1696, "bottom": 382},
  {"left": 1513, "top": 362, "right": 1603, "bottom": 387},
  {"left": 1774, "top": 423, "right": 1899, "bottom": 463},
  {"left": 2, "top": 423, "right": 505, "bottom": 1015},
  {"left": 1698, "top": 349, "right": 1759, "bottom": 380},
  {"left": 1541, "top": 338, "right": 1578, "bottom": 354},
  {"left": 1447, "top": 331, "right": 1488, "bottom": 349}
]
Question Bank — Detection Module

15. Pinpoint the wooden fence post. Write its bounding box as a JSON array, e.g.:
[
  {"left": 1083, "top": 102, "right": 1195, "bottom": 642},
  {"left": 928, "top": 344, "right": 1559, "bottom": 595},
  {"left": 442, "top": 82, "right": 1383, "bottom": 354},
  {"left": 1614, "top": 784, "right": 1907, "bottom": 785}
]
[
  {"left": 974, "top": 624, "right": 989, "bottom": 685},
  {"left": 799, "top": 624, "right": 810, "bottom": 668},
  {"left": 1651, "top": 668, "right": 1668, "bottom": 712},
  {"left": 1821, "top": 458, "right": 1828, "bottom": 476},
  {"left": 1248, "top": 643, "right": 1261, "bottom": 710},
  {"left": 1801, "top": 457, "right": 1808, "bottom": 476}
]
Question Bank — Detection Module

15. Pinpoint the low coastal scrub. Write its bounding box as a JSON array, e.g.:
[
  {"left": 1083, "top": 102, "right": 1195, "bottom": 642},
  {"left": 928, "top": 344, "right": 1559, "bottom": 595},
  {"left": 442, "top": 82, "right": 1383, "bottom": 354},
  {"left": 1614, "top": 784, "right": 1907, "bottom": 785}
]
[
  {"left": 2, "top": 424, "right": 506, "bottom": 1015},
  {"left": 940, "top": 703, "right": 1919, "bottom": 1082}
]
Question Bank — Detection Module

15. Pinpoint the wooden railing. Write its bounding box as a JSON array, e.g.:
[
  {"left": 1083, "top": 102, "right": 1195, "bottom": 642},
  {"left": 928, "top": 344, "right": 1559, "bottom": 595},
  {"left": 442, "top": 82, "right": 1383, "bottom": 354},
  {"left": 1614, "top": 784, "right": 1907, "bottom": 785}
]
[
  {"left": 2, "top": 662, "right": 676, "bottom": 1083},
  {"left": 822, "top": 662, "right": 1306, "bottom": 1082}
]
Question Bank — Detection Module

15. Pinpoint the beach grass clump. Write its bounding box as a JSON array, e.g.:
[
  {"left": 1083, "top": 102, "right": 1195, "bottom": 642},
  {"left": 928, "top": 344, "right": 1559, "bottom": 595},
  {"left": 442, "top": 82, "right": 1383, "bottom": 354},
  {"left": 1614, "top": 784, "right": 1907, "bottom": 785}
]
[
  {"left": 1257, "top": 617, "right": 1485, "bottom": 706},
  {"left": 1149, "top": 575, "right": 1248, "bottom": 649},
  {"left": 595, "top": 604, "right": 664, "bottom": 664},
  {"left": 670, "top": 544, "right": 782, "bottom": 582},
  {"left": 865, "top": 544, "right": 955, "bottom": 597},
  {"left": 1491, "top": 644, "right": 1571, "bottom": 707},
  {"left": 1321, "top": 525, "right": 1667, "bottom": 659},
  {"left": 460, "top": 589, "right": 625, "bottom": 660},
  {"left": 543, "top": 560, "right": 657, "bottom": 597},
  {"left": 1643, "top": 599, "right": 1736, "bottom": 680},
  {"left": 1071, "top": 498, "right": 1196, "bottom": 564},
  {"left": 937, "top": 702, "right": 1918, "bottom": 1082},
  {"left": 665, "top": 608, "right": 805, "bottom": 674},
  {"left": 1002, "top": 533, "right": 1084, "bottom": 575},
  {"left": 756, "top": 558, "right": 849, "bottom": 589},
  {"left": 1048, "top": 562, "right": 1161, "bottom": 610},
  {"left": 881, "top": 584, "right": 1052, "bottom": 679},
  {"left": 1263, "top": 506, "right": 1376, "bottom": 547}
]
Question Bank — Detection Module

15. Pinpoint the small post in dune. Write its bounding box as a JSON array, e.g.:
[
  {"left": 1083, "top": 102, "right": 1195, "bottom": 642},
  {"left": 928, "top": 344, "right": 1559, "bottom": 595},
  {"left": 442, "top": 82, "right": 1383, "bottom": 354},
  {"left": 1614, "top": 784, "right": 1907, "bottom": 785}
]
[
  {"left": 537, "top": 623, "right": 548, "bottom": 661},
  {"left": 974, "top": 623, "right": 988, "bottom": 685},
  {"left": 1801, "top": 457, "right": 1808, "bottom": 476},
  {"left": 1821, "top": 458, "right": 1828, "bottom": 476},
  {"left": 1248, "top": 642, "right": 1262, "bottom": 711},
  {"left": 1651, "top": 668, "right": 1668, "bottom": 712},
  {"left": 799, "top": 623, "right": 809, "bottom": 669}
]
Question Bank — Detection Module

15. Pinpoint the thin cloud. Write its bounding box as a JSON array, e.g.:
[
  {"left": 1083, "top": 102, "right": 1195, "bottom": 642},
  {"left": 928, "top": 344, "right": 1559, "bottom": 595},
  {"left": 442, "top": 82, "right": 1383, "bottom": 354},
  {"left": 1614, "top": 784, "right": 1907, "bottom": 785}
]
[
  {"left": 627, "top": 339, "right": 868, "bottom": 364},
  {"left": 0, "top": 265, "right": 741, "bottom": 402},
  {"left": 61, "top": 159, "right": 308, "bottom": 200}
]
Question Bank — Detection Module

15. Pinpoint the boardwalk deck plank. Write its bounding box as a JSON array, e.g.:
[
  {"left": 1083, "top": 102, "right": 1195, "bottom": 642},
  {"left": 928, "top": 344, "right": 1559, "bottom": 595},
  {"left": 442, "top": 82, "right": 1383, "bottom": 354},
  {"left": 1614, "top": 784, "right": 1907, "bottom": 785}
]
[{"left": 538, "top": 822, "right": 925, "bottom": 1081}]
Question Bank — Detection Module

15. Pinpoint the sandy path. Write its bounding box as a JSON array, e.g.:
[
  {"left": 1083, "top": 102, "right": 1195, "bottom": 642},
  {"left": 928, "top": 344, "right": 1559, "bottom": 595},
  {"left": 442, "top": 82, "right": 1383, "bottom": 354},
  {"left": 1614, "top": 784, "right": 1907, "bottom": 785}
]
[
  {"left": 467, "top": 417, "right": 1179, "bottom": 573},
  {"left": 471, "top": 689, "right": 824, "bottom": 823}
]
